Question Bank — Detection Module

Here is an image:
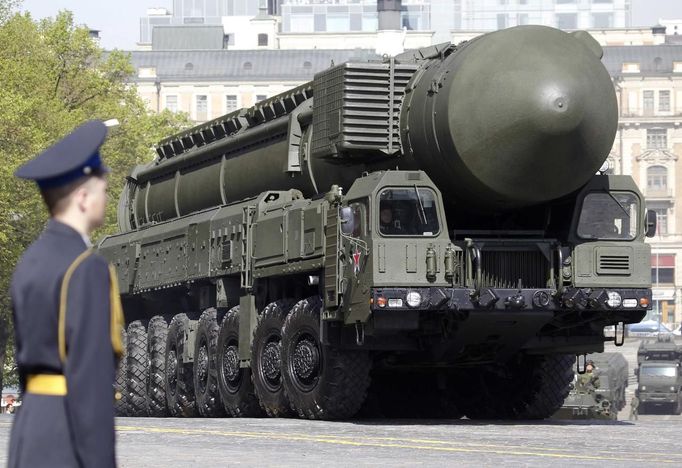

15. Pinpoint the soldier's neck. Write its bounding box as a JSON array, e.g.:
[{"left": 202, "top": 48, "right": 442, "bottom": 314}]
[{"left": 52, "top": 212, "right": 92, "bottom": 240}]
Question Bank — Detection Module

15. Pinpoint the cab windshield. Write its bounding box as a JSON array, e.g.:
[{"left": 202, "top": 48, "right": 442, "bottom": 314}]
[
  {"left": 577, "top": 192, "right": 639, "bottom": 240},
  {"left": 640, "top": 365, "right": 678, "bottom": 378},
  {"left": 379, "top": 187, "right": 439, "bottom": 236}
]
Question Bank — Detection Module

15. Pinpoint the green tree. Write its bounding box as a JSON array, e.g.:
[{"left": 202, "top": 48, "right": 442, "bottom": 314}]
[{"left": 0, "top": 2, "right": 190, "bottom": 392}]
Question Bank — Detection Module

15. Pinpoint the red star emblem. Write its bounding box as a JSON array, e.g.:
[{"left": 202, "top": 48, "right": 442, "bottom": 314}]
[{"left": 352, "top": 249, "right": 361, "bottom": 274}]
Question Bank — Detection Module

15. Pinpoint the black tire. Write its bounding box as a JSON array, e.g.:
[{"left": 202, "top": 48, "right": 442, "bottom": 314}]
[
  {"left": 114, "top": 325, "right": 129, "bottom": 417},
  {"left": 165, "top": 313, "right": 197, "bottom": 417},
  {"left": 216, "top": 306, "right": 263, "bottom": 417},
  {"left": 457, "top": 354, "right": 574, "bottom": 420},
  {"left": 281, "top": 296, "right": 372, "bottom": 420},
  {"left": 361, "top": 370, "right": 462, "bottom": 419},
  {"left": 147, "top": 315, "right": 169, "bottom": 417},
  {"left": 251, "top": 299, "right": 296, "bottom": 417},
  {"left": 194, "top": 308, "right": 226, "bottom": 417},
  {"left": 126, "top": 320, "right": 149, "bottom": 417}
]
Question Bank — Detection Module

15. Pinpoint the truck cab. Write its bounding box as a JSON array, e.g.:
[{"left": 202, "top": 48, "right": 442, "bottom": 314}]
[{"left": 637, "top": 361, "right": 682, "bottom": 414}]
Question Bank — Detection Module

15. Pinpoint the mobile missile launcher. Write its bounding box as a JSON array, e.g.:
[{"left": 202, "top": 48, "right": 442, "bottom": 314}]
[
  {"left": 554, "top": 352, "right": 628, "bottom": 420},
  {"left": 100, "top": 25, "right": 654, "bottom": 420},
  {"left": 636, "top": 335, "right": 682, "bottom": 414}
]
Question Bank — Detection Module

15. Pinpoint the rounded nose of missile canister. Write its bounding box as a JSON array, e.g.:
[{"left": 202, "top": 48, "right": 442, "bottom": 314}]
[{"left": 441, "top": 26, "right": 617, "bottom": 208}]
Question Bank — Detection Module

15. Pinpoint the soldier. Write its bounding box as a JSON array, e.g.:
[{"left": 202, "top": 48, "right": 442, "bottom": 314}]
[
  {"left": 576, "top": 360, "right": 600, "bottom": 392},
  {"left": 629, "top": 391, "right": 640, "bottom": 421},
  {"left": 8, "top": 120, "right": 123, "bottom": 468}
]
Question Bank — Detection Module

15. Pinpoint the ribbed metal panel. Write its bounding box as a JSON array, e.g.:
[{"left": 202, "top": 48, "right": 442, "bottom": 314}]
[
  {"left": 480, "top": 250, "right": 549, "bottom": 289},
  {"left": 598, "top": 254, "right": 630, "bottom": 274},
  {"left": 311, "top": 61, "right": 418, "bottom": 158}
]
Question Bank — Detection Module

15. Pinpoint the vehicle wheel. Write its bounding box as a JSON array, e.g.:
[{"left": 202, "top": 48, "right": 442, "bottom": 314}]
[
  {"left": 147, "top": 315, "right": 169, "bottom": 417},
  {"left": 194, "top": 308, "right": 226, "bottom": 417},
  {"left": 165, "top": 313, "right": 197, "bottom": 417},
  {"left": 216, "top": 306, "right": 263, "bottom": 417},
  {"left": 456, "top": 354, "right": 574, "bottom": 420},
  {"left": 251, "top": 299, "right": 296, "bottom": 417},
  {"left": 114, "top": 325, "right": 130, "bottom": 416},
  {"left": 126, "top": 320, "right": 149, "bottom": 416},
  {"left": 281, "top": 296, "right": 371, "bottom": 420}
]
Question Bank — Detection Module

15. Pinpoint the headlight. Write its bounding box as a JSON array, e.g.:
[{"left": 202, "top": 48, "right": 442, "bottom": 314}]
[
  {"left": 640, "top": 386, "right": 646, "bottom": 391},
  {"left": 671, "top": 386, "right": 676, "bottom": 392},
  {"left": 622, "top": 299, "right": 638, "bottom": 308},
  {"left": 406, "top": 291, "right": 422, "bottom": 308},
  {"left": 606, "top": 291, "right": 622, "bottom": 308}
]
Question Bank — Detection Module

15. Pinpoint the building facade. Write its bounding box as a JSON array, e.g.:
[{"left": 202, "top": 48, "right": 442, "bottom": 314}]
[
  {"left": 602, "top": 44, "right": 682, "bottom": 326},
  {"left": 460, "top": 0, "right": 631, "bottom": 31}
]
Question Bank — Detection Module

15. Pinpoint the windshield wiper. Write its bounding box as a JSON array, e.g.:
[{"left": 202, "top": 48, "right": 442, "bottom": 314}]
[
  {"left": 414, "top": 185, "right": 427, "bottom": 225},
  {"left": 607, "top": 192, "right": 631, "bottom": 219}
]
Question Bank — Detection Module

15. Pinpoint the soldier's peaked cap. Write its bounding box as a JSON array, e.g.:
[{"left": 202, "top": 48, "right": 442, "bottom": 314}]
[{"left": 15, "top": 120, "right": 109, "bottom": 189}]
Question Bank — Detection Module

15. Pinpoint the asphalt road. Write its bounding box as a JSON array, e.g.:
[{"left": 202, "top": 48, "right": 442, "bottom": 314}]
[{"left": 1, "top": 339, "right": 680, "bottom": 467}]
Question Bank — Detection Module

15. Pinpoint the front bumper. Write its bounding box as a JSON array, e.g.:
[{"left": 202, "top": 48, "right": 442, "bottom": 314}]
[
  {"left": 371, "top": 286, "right": 651, "bottom": 314},
  {"left": 640, "top": 393, "right": 678, "bottom": 404}
]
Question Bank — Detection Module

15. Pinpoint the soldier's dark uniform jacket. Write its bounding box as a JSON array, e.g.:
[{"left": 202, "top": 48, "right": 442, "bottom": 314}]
[{"left": 8, "top": 120, "right": 123, "bottom": 468}]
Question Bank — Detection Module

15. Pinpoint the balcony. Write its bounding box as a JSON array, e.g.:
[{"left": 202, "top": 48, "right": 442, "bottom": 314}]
[
  {"left": 645, "top": 187, "right": 674, "bottom": 199},
  {"left": 619, "top": 108, "right": 682, "bottom": 122}
]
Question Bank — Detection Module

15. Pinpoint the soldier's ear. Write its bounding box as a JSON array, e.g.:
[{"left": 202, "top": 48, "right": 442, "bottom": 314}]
[{"left": 73, "top": 185, "right": 90, "bottom": 212}]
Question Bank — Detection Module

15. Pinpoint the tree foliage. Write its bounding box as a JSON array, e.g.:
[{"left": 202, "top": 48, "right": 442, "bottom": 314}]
[{"left": 0, "top": 2, "right": 191, "bottom": 391}]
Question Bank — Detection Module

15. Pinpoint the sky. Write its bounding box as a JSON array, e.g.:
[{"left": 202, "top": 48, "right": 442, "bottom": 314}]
[{"left": 19, "top": 0, "right": 682, "bottom": 51}]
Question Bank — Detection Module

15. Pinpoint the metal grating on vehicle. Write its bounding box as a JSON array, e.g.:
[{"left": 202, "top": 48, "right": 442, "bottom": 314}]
[
  {"left": 311, "top": 61, "right": 419, "bottom": 159},
  {"left": 597, "top": 254, "right": 631, "bottom": 275},
  {"left": 480, "top": 250, "right": 549, "bottom": 289}
]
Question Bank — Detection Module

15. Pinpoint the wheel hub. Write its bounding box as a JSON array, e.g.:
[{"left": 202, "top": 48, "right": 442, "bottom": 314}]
[
  {"left": 292, "top": 338, "right": 319, "bottom": 380},
  {"left": 262, "top": 341, "right": 282, "bottom": 382},
  {"left": 223, "top": 345, "right": 240, "bottom": 382}
]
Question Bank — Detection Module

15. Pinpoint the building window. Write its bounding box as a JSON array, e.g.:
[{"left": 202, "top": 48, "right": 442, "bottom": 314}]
[
  {"left": 659, "top": 90, "right": 671, "bottom": 112},
  {"left": 225, "top": 95, "right": 238, "bottom": 113},
  {"left": 622, "top": 62, "right": 640, "bottom": 73},
  {"left": 643, "top": 90, "right": 654, "bottom": 115},
  {"left": 496, "top": 14, "right": 507, "bottom": 29},
  {"left": 592, "top": 13, "right": 613, "bottom": 29},
  {"left": 647, "top": 165, "right": 668, "bottom": 191},
  {"left": 556, "top": 13, "right": 577, "bottom": 30},
  {"left": 303, "top": 61, "right": 312, "bottom": 69},
  {"left": 165, "top": 95, "right": 178, "bottom": 113},
  {"left": 651, "top": 254, "right": 674, "bottom": 283},
  {"left": 184, "top": 62, "right": 194, "bottom": 72},
  {"left": 350, "top": 13, "right": 362, "bottom": 31},
  {"left": 314, "top": 13, "right": 326, "bottom": 31},
  {"left": 517, "top": 14, "right": 528, "bottom": 26},
  {"left": 256, "top": 94, "right": 268, "bottom": 103},
  {"left": 647, "top": 128, "right": 667, "bottom": 149},
  {"left": 196, "top": 95, "right": 208, "bottom": 121},
  {"left": 243, "top": 61, "right": 252, "bottom": 70},
  {"left": 656, "top": 210, "right": 669, "bottom": 235},
  {"left": 258, "top": 33, "right": 268, "bottom": 46},
  {"left": 674, "top": 61, "right": 682, "bottom": 73}
]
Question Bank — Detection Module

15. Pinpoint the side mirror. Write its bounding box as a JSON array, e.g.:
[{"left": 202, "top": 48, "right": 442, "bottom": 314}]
[
  {"left": 645, "top": 210, "right": 657, "bottom": 238},
  {"left": 339, "top": 206, "right": 355, "bottom": 235}
]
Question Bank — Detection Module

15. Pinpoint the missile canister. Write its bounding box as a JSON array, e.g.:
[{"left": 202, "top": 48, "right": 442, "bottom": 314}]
[{"left": 120, "top": 26, "right": 617, "bottom": 232}]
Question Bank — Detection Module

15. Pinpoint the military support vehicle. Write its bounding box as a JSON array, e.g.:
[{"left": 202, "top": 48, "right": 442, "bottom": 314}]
[
  {"left": 554, "top": 353, "right": 628, "bottom": 420},
  {"left": 99, "top": 25, "right": 654, "bottom": 420},
  {"left": 636, "top": 335, "right": 682, "bottom": 414}
]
